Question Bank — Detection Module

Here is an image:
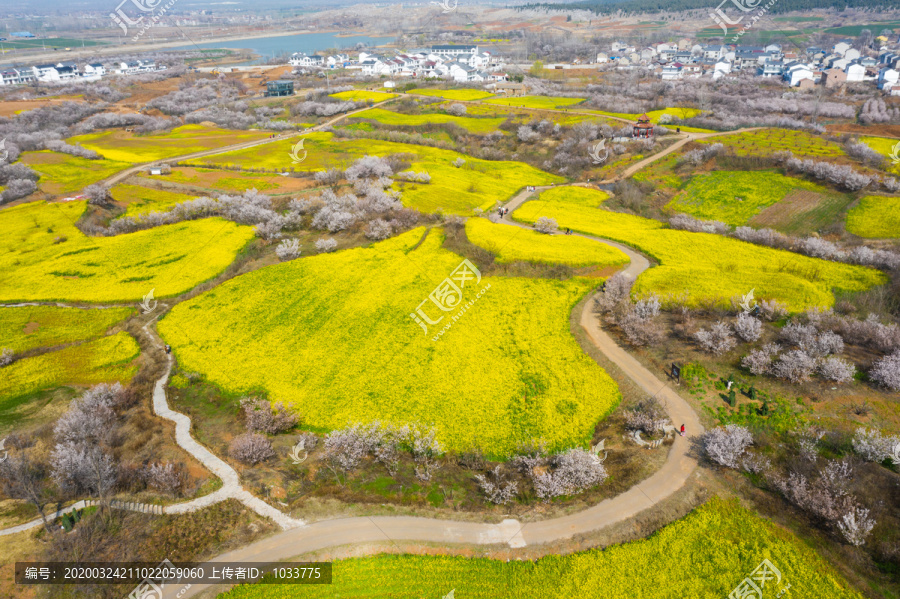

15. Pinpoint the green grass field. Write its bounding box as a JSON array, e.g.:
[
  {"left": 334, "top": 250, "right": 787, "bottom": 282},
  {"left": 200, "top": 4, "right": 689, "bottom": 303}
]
[
  {"left": 825, "top": 21, "right": 900, "bottom": 36},
  {"left": 347, "top": 107, "right": 506, "bottom": 134},
  {"left": 407, "top": 88, "right": 495, "bottom": 101},
  {"left": 0, "top": 37, "right": 103, "bottom": 49},
  {"left": 0, "top": 200, "right": 255, "bottom": 303},
  {"left": 111, "top": 183, "right": 199, "bottom": 216},
  {"left": 465, "top": 218, "right": 629, "bottom": 267},
  {"left": 699, "top": 129, "right": 843, "bottom": 158},
  {"left": 217, "top": 497, "right": 862, "bottom": 599},
  {"left": 587, "top": 107, "right": 702, "bottom": 122},
  {"left": 188, "top": 132, "right": 563, "bottom": 214},
  {"left": 21, "top": 151, "right": 132, "bottom": 195},
  {"left": 329, "top": 90, "right": 397, "bottom": 102},
  {"left": 667, "top": 170, "right": 832, "bottom": 226},
  {"left": 68, "top": 124, "right": 270, "bottom": 163},
  {"left": 483, "top": 95, "right": 585, "bottom": 110},
  {"left": 515, "top": 187, "right": 886, "bottom": 312},
  {"left": 845, "top": 195, "right": 900, "bottom": 239},
  {"left": 0, "top": 306, "right": 132, "bottom": 354},
  {"left": 0, "top": 332, "right": 139, "bottom": 426},
  {"left": 159, "top": 227, "right": 620, "bottom": 457}
]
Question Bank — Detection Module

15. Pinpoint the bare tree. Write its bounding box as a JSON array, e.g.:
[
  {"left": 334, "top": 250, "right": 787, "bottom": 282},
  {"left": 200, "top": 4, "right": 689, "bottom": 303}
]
[
  {"left": 741, "top": 343, "right": 780, "bottom": 375},
  {"left": 695, "top": 321, "right": 736, "bottom": 355},
  {"left": 734, "top": 313, "right": 762, "bottom": 343},
  {"left": 229, "top": 433, "right": 275, "bottom": 465},
  {"left": 143, "top": 461, "right": 186, "bottom": 497},
  {"left": 534, "top": 217, "right": 557, "bottom": 234},
  {"left": 241, "top": 397, "right": 298, "bottom": 435},
  {"left": 474, "top": 466, "right": 518, "bottom": 504},
  {"left": 0, "top": 449, "right": 57, "bottom": 534},
  {"left": 870, "top": 351, "right": 900, "bottom": 391},
  {"left": 702, "top": 425, "right": 753, "bottom": 469}
]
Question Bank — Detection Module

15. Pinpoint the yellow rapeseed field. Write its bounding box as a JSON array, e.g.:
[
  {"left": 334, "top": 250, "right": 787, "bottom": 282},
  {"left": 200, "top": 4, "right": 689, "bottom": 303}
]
[
  {"left": 110, "top": 183, "right": 199, "bottom": 216},
  {"left": 218, "top": 497, "right": 863, "bottom": 599},
  {"left": 465, "top": 218, "right": 629, "bottom": 267},
  {"left": 188, "top": 132, "right": 564, "bottom": 214},
  {"left": 515, "top": 187, "right": 886, "bottom": 311},
  {"left": 0, "top": 200, "right": 255, "bottom": 303},
  {"left": 0, "top": 306, "right": 133, "bottom": 353},
  {"left": 0, "top": 332, "right": 139, "bottom": 412},
  {"left": 21, "top": 151, "right": 132, "bottom": 195},
  {"left": 159, "top": 227, "right": 620, "bottom": 457},
  {"left": 845, "top": 194, "right": 900, "bottom": 239}
]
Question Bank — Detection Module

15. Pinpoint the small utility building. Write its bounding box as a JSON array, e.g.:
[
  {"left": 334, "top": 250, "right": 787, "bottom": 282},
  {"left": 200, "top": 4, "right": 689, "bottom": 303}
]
[{"left": 266, "top": 80, "right": 294, "bottom": 97}]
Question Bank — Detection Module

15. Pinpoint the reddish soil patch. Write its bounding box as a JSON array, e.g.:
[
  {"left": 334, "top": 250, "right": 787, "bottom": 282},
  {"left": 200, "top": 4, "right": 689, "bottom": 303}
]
[
  {"left": 22, "top": 322, "right": 40, "bottom": 335},
  {"left": 827, "top": 123, "right": 900, "bottom": 138},
  {"left": 749, "top": 189, "right": 824, "bottom": 229}
]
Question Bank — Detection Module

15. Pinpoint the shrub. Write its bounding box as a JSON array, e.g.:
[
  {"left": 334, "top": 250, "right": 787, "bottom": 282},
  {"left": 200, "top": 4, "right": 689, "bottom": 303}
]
[
  {"left": 241, "top": 397, "right": 298, "bottom": 434},
  {"left": 817, "top": 356, "right": 855, "bottom": 383},
  {"left": 0, "top": 348, "right": 13, "bottom": 366},
  {"left": 594, "top": 273, "right": 632, "bottom": 313},
  {"left": 852, "top": 427, "right": 899, "bottom": 463},
  {"left": 445, "top": 103, "right": 467, "bottom": 116},
  {"left": 623, "top": 397, "right": 669, "bottom": 434},
  {"left": 772, "top": 349, "right": 817, "bottom": 383},
  {"left": 275, "top": 238, "right": 301, "bottom": 261},
  {"left": 702, "top": 424, "right": 753, "bottom": 469},
  {"left": 870, "top": 351, "right": 900, "bottom": 391},
  {"left": 315, "top": 238, "right": 338, "bottom": 253},
  {"left": 734, "top": 313, "right": 762, "bottom": 343},
  {"left": 0, "top": 179, "right": 38, "bottom": 203},
  {"left": 838, "top": 506, "right": 876, "bottom": 547},
  {"left": 229, "top": 433, "right": 275, "bottom": 464},
  {"left": 474, "top": 466, "right": 518, "bottom": 504},
  {"left": 143, "top": 461, "right": 186, "bottom": 497},
  {"left": 534, "top": 216, "right": 557, "bottom": 234},
  {"left": 532, "top": 448, "right": 608, "bottom": 501},
  {"left": 364, "top": 218, "right": 394, "bottom": 241},
  {"left": 695, "top": 321, "right": 736, "bottom": 355}
]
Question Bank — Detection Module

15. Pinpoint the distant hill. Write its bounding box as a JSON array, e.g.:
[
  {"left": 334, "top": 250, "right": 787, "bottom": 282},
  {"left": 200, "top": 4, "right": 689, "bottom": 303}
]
[{"left": 521, "top": 0, "right": 890, "bottom": 17}]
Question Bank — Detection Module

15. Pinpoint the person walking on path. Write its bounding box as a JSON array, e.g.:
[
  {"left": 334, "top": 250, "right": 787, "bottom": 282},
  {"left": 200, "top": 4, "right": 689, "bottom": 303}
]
[{"left": 680, "top": 424, "right": 685, "bottom": 437}]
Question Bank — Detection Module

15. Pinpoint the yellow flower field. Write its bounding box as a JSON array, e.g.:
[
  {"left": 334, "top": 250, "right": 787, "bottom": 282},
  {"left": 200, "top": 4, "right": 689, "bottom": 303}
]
[
  {"left": 159, "top": 227, "right": 620, "bottom": 457},
  {"left": 699, "top": 129, "right": 843, "bottom": 158},
  {"left": 329, "top": 90, "right": 398, "bottom": 102},
  {"left": 68, "top": 124, "right": 270, "bottom": 163},
  {"left": 483, "top": 95, "right": 585, "bottom": 110},
  {"left": 514, "top": 187, "right": 886, "bottom": 311},
  {"left": 845, "top": 194, "right": 900, "bottom": 238},
  {"left": 407, "top": 88, "right": 495, "bottom": 101},
  {"left": 667, "top": 170, "right": 831, "bottom": 226},
  {"left": 465, "top": 218, "right": 629, "bottom": 267},
  {"left": 861, "top": 136, "right": 900, "bottom": 174},
  {"left": 0, "top": 332, "right": 139, "bottom": 419},
  {"left": 347, "top": 107, "right": 506, "bottom": 134},
  {"left": 21, "top": 151, "right": 132, "bottom": 195},
  {"left": 218, "top": 497, "right": 863, "bottom": 599},
  {"left": 0, "top": 306, "right": 132, "bottom": 353},
  {"left": 188, "top": 132, "right": 564, "bottom": 214},
  {"left": 111, "top": 183, "right": 199, "bottom": 216},
  {"left": 0, "top": 201, "right": 256, "bottom": 303}
]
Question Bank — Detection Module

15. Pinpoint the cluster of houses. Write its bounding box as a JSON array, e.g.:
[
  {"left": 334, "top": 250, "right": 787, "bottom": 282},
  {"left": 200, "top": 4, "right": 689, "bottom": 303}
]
[
  {"left": 289, "top": 44, "right": 508, "bottom": 83},
  {"left": 0, "top": 60, "right": 165, "bottom": 86},
  {"left": 599, "top": 37, "right": 900, "bottom": 94}
]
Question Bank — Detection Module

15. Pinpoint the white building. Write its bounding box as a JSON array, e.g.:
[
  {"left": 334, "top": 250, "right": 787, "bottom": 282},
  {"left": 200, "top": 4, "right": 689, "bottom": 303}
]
[
  {"left": 846, "top": 62, "right": 866, "bottom": 82},
  {"left": 289, "top": 53, "right": 324, "bottom": 68}
]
